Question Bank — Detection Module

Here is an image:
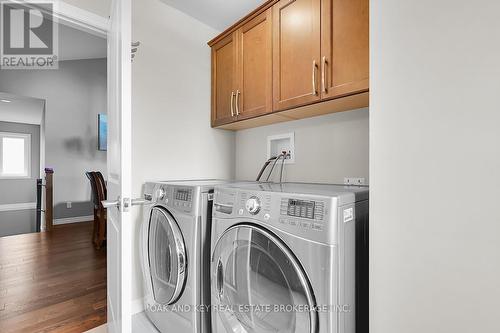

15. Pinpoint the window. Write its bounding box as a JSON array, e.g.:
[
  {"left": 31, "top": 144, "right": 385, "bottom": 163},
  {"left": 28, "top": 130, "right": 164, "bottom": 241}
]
[{"left": 0, "top": 132, "right": 31, "bottom": 179}]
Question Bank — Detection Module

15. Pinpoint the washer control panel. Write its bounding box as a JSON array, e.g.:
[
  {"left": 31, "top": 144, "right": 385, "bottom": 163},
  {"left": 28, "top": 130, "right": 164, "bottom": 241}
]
[
  {"left": 212, "top": 185, "right": 348, "bottom": 245},
  {"left": 279, "top": 198, "right": 326, "bottom": 231},
  {"left": 238, "top": 192, "right": 272, "bottom": 216},
  {"left": 173, "top": 187, "right": 193, "bottom": 209}
]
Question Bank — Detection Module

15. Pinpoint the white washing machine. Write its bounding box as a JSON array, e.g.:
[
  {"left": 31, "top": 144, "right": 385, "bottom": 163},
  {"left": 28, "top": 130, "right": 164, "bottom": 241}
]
[
  {"left": 210, "top": 182, "right": 369, "bottom": 333},
  {"left": 140, "top": 180, "right": 229, "bottom": 333}
]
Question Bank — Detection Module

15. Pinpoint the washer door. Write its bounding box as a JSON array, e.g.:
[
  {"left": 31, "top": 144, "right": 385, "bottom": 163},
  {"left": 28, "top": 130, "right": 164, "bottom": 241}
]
[
  {"left": 148, "top": 206, "right": 187, "bottom": 305},
  {"left": 212, "top": 224, "right": 317, "bottom": 333}
]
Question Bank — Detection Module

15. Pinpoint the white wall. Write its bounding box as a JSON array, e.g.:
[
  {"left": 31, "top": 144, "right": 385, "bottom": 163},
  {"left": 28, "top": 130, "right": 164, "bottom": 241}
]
[
  {"left": 131, "top": 0, "right": 235, "bottom": 305},
  {"left": 370, "top": 1, "right": 500, "bottom": 332},
  {"left": 60, "top": 0, "right": 110, "bottom": 18},
  {"left": 0, "top": 93, "right": 45, "bottom": 125},
  {"left": 235, "top": 108, "right": 369, "bottom": 184},
  {"left": 0, "top": 59, "right": 108, "bottom": 219}
]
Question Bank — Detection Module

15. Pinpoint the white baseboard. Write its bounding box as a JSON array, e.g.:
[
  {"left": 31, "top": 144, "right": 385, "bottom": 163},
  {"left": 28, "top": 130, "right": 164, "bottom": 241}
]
[
  {"left": 53, "top": 215, "right": 94, "bottom": 225},
  {"left": 0, "top": 202, "right": 36, "bottom": 212},
  {"left": 132, "top": 298, "right": 145, "bottom": 315}
]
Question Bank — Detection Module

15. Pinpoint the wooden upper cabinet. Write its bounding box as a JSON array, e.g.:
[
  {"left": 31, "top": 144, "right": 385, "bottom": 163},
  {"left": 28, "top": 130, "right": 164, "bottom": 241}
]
[
  {"left": 320, "top": 0, "right": 369, "bottom": 99},
  {"left": 211, "top": 33, "right": 237, "bottom": 127},
  {"left": 235, "top": 9, "right": 273, "bottom": 120},
  {"left": 272, "top": 0, "right": 322, "bottom": 111},
  {"left": 209, "top": 0, "right": 369, "bottom": 130}
]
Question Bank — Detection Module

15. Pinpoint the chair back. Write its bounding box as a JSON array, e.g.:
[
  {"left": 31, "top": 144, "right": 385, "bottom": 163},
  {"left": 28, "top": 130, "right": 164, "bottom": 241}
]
[
  {"left": 92, "top": 172, "right": 106, "bottom": 209},
  {"left": 85, "top": 171, "right": 99, "bottom": 208},
  {"left": 95, "top": 171, "right": 107, "bottom": 199}
]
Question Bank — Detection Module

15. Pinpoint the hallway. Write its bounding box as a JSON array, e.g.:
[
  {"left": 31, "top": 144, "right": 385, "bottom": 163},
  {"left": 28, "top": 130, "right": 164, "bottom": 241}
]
[{"left": 0, "top": 222, "right": 106, "bottom": 333}]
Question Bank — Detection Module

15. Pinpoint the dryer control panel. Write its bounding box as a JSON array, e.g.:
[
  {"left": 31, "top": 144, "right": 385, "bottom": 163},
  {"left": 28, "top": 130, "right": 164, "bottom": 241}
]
[{"left": 151, "top": 184, "right": 195, "bottom": 214}]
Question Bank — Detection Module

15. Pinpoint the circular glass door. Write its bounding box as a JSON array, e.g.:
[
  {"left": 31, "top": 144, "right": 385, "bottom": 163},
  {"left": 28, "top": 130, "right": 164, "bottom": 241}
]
[
  {"left": 212, "top": 224, "right": 317, "bottom": 333},
  {"left": 148, "top": 206, "right": 187, "bottom": 305}
]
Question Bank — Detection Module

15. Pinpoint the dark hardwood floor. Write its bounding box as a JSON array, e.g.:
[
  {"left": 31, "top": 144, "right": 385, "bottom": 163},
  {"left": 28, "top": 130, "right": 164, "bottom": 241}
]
[{"left": 0, "top": 222, "right": 106, "bottom": 333}]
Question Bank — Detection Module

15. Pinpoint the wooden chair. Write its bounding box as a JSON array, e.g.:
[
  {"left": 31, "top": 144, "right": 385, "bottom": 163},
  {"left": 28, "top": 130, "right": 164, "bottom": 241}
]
[
  {"left": 92, "top": 172, "right": 107, "bottom": 249},
  {"left": 85, "top": 171, "right": 100, "bottom": 245},
  {"left": 95, "top": 171, "right": 107, "bottom": 199}
]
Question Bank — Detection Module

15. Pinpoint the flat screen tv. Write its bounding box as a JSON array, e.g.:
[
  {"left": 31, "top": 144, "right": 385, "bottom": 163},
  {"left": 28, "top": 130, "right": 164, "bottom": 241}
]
[{"left": 98, "top": 114, "right": 107, "bottom": 151}]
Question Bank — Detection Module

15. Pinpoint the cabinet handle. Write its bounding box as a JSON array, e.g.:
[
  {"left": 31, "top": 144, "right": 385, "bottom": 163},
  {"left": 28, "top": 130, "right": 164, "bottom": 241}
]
[
  {"left": 230, "top": 91, "right": 235, "bottom": 117},
  {"left": 322, "top": 56, "right": 327, "bottom": 94},
  {"left": 235, "top": 90, "right": 240, "bottom": 116},
  {"left": 312, "top": 60, "right": 318, "bottom": 96}
]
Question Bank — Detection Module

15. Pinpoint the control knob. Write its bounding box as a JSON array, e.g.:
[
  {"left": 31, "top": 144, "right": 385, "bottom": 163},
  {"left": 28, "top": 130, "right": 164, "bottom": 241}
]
[
  {"left": 245, "top": 196, "right": 261, "bottom": 215},
  {"left": 156, "top": 187, "right": 166, "bottom": 200}
]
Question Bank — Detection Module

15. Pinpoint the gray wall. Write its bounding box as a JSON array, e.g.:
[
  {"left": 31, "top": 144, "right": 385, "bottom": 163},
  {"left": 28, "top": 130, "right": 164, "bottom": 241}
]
[
  {"left": 235, "top": 108, "right": 369, "bottom": 184},
  {"left": 0, "top": 59, "right": 107, "bottom": 220},
  {"left": 130, "top": 0, "right": 235, "bottom": 306},
  {"left": 0, "top": 210, "right": 36, "bottom": 237},
  {"left": 371, "top": 0, "right": 500, "bottom": 332},
  {"left": 0, "top": 121, "right": 40, "bottom": 236}
]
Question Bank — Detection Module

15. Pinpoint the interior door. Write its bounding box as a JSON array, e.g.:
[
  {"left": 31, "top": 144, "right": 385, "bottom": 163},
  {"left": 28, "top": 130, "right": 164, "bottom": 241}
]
[
  {"left": 320, "top": 0, "right": 369, "bottom": 99},
  {"left": 106, "top": 0, "right": 132, "bottom": 332},
  {"left": 211, "top": 33, "right": 237, "bottom": 127},
  {"left": 235, "top": 8, "right": 273, "bottom": 120},
  {"left": 273, "top": 0, "right": 321, "bottom": 111},
  {"left": 211, "top": 225, "right": 317, "bottom": 333}
]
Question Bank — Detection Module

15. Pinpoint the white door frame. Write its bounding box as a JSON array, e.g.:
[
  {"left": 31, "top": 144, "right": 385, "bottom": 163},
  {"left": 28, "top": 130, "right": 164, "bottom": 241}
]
[
  {"left": 50, "top": 2, "right": 108, "bottom": 37},
  {"left": 12, "top": 0, "right": 109, "bottom": 37}
]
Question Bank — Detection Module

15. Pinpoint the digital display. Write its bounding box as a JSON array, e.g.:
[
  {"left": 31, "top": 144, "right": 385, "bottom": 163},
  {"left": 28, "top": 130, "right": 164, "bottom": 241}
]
[
  {"left": 287, "top": 199, "right": 315, "bottom": 219},
  {"left": 175, "top": 189, "right": 192, "bottom": 202}
]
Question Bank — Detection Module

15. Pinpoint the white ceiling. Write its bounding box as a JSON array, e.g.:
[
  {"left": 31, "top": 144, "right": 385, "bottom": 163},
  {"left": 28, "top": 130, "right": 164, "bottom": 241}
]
[
  {"left": 0, "top": 93, "right": 45, "bottom": 125},
  {"left": 160, "top": 0, "right": 267, "bottom": 31},
  {"left": 62, "top": 0, "right": 111, "bottom": 19},
  {"left": 58, "top": 23, "right": 107, "bottom": 61}
]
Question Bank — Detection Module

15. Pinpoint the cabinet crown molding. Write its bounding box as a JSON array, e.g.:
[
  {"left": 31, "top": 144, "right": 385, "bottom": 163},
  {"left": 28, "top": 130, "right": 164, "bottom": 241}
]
[{"left": 208, "top": 0, "right": 278, "bottom": 47}]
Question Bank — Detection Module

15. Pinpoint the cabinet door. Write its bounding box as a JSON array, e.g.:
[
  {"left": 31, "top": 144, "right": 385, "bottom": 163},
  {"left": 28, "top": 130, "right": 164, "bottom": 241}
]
[
  {"left": 320, "top": 0, "right": 369, "bottom": 100},
  {"left": 211, "top": 33, "right": 237, "bottom": 127},
  {"left": 273, "top": 0, "right": 321, "bottom": 111},
  {"left": 235, "top": 9, "right": 273, "bottom": 120}
]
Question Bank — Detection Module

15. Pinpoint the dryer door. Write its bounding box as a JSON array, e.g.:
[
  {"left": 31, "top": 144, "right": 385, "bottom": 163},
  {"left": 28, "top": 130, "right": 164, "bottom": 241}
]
[
  {"left": 212, "top": 224, "right": 317, "bottom": 333},
  {"left": 148, "top": 206, "right": 187, "bottom": 305}
]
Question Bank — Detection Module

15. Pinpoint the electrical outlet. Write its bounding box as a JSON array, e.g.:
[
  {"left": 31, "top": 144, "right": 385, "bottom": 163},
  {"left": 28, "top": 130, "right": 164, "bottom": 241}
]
[
  {"left": 66, "top": 202, "right": 72, "bottom": 209},
  {"left": 344, "top": 177, "right": 366, "bottom": 185}
]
